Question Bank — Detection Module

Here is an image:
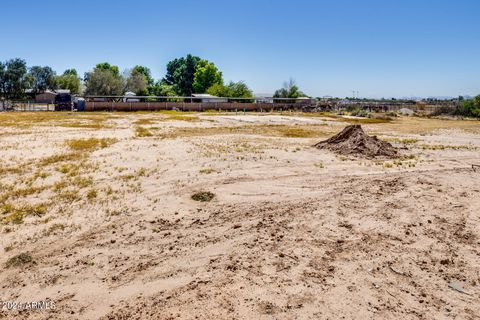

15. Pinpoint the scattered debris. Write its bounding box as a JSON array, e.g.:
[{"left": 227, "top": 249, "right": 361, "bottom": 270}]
[
  {"left": 389, "top": 265, "right": 409, "bottom": 277},
  {"left": 314, "top": 125, "right": 399, "bottom": 158},
  {"left": 191, "top": 191, "right": 215, "bottom": 202},
  {"left": 448, "top": 281, "right": 472, "bottom": 295}
]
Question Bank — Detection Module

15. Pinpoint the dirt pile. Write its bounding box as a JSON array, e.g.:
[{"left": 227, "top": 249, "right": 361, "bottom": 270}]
[{"left": 314, "top": 125, "right": 399, "bottom": 158}]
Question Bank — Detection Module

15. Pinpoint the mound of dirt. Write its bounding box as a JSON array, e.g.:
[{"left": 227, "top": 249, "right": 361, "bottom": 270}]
[{"left": 314, "top": 125, "right": 399, "bottom": 158}]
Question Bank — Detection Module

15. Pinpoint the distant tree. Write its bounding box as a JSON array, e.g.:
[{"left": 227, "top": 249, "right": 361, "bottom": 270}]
[
  {"left": 0, "top": 58, "right": 29, "bottom": 101},
  {"left": 456, "top": 95, "right": 480, "bottom": 118},
  {"left": 163, "top": 54, "right": 201, "bottom": 96},
  {"left": 28, "top": 66, "right": 56, "bottom": 94},
  {"left": 273, "top": 78, "right": 306, "bottom": 98},
  {"left": 192, "top": 60, "right": 223, "bottom": 93},
  {"left": 94, "top": 62, "right": 120, "bottom": 76},
  {"left": 124, "top": 69, "right": 148, "bottom": 95},
  {"left": 227, "top": 81, "right": 253, "bottom": 98},
  {"left": 84, "top": 64, "right": 124, "bottom": 96},
  {"left": 150, "top": 81, "right": 177, "bottom": 97},
  {"left": 458, "top": 95, "right": 464, "bottom": 101},
  {"left": 132, "top": 65, "right": 154, "bottom": 87},
  {"left": 63, "top": 69, "right": 78, "bottom": 76},
  {"left": 56, "top": 69, "right": 81, "bottom": 94},
  {"left": 207, "top": 81, "right": 253, "bottom": 98},
  {"left": 207, "top": 83, "right": 231, "bottom": 97}
]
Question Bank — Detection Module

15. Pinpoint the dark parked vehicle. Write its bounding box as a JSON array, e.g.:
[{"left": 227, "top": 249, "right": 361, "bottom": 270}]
[{"left": 54, "top": 93, "right": 72, "bottom": 111}]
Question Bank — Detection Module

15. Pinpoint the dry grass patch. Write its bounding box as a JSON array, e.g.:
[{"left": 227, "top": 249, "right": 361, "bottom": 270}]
[
  {"left": 377, "top": 116, "right": 480, "bottom": 134},
  {"left": 0, "top": 112, "right": 68, "bottom": 127},
  {"left": 385, "top": 138, "right": 419, "bottom": 144},
  {"left": 135, "top": 126, "right": 153, "bottom": 137},
  {"left": 72, "top": 176, "right": 94, "bottom": 188},
  {"left": 199, "top": 168, "right": 219, "bottom": 174},
  {"left": 134, "top": 119, "right": 156, "bottom": 125},
  {"left": 65, "top": 137, "right": 117, "bottom": 151},
  {"left": 87, "top": 189, "right": 98, "bottom": 199},
  {"left": 57, "top": 114, "right": 113, "bottom": 129},
  {"left": 56, "top": 189, "right": 81, "bottom": 202},
  {"left": 57, "top": 163, "right": 81, "bottom": 176},
  {"left": 39, "top": 152, "right": 83, "bottom": 166},
  {"left": 0, "top": 185, "right": 47, "bottom": 202},
  {"left": 1, "top": 203, "right": 47, "bottom": 224},
  {"left": 278, "top": 127, "right": 319, "bottom": 138},
  {"left": 162, "top": 115, "right": 200, "bottom": 122},
  {"left": 159, "top": 124, "right": 330, "bottom": 139},
  {"left": 0, "top": 164, "right": 26, "bottom": 175},
  {"left": 193, "top": 139, "right": 269, "bottom": 158},
  {"left": 419, "top": 144, "right": 476, "bottom": 150},
  {"left": 0, "top": 112, "right": 113, "bottom": 129}
]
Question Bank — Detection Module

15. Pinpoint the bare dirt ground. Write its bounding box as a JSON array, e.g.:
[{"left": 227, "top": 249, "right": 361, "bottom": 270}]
[{"left": 0, "top": 111, "right": 479, "bottom": 319}]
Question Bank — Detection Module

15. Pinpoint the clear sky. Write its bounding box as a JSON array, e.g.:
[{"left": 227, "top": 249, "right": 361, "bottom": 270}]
[{"left": 1, "top": 0, "right": 479, "bottom": 98}]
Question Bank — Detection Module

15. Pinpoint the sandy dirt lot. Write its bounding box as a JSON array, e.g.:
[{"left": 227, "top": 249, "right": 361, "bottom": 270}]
[{"left": 0, "top": 111, "right": 479, "bottom": 319}]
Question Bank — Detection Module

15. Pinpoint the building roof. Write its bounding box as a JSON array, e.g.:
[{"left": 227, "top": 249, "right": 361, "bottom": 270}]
[
  {"left": 35, "top": 90, "right": 56, "bottom": 96},
  {"left": 191, "top": 94, "right": 218, "bottom": 98},
  {"left": 254, "top": 94, "right": 274, "bottom": 98},
  {"left": 34, "top": 89, "right": 71, "bottom": 95}
]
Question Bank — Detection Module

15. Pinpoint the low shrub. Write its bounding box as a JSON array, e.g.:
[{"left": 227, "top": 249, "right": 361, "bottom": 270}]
[
  {"left": 6, "top": 252, "right": 33, "bottom": 268},
  {"left": 191, "top": 191, "right": 215, "bottom": 202},
  {"left": 351, "top": 108, "right": 371, "bottom": 118}
]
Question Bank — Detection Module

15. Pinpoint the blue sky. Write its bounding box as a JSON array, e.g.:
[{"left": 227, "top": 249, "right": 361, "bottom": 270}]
[{"left": 1, "top": 0, "right": 479, "bottom": 98}]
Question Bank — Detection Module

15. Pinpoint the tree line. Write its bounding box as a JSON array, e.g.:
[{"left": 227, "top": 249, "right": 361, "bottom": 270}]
[{"left": 0, "top": 55, "right": 310, "bottom": 101}]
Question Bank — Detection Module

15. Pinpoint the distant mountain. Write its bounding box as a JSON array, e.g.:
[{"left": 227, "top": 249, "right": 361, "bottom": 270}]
[
  {"left": 400, "top": 96, "right": 423, "bottom": 101},
  {"left": 397, "top": 95, "right": 474, "bottom": 101},
  {"left": 426, "top": 96, "right": 455, "bottom": 100}
]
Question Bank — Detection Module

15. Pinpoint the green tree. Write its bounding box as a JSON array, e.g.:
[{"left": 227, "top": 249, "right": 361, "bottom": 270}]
[
  {"left": 273, "top": 78, "right": 306, "bottom": 98},
  {"left": 192, "top": 60, "right": 223, "bottom": 93},
  {"left": 163, "top": 54, "right": 201, "bottom": 96},
  {"left": 94, "top": 62, "right": 120, "bottom": 76},
  {"left": 124, "top": 69, "right": 148, "bottom": 96},
  {"left": 28, "top": 66, "right": 56, "bottom": 94},
  {"left": 84, "top": 63, "right": 124, "bottom": 96},
  {"left": 207, "top": 83, "right": 231, "bottom": 97},
  {"left": 0, "top": 58, "right": 29, "bottom": 100},
  {"left": 132, "top": 65, "right": 154, "bottom": 87},
  {"left": 150, "top": 81, "right": 177, "bottom": 101},
  {"left": 207, "top": 81, "right": 253, "bottom": 98},
  {"left": 227, "top": 81, "right": 253, "bottom": 98},
  {"left": 458, "top": 100, "right": 473, "bottom": 116},
  {"left": 56, "top": 69, "right": 81, "bottom": 94},
  {"left": 457, "top": 95, "right": 480, "bottom": 118}
]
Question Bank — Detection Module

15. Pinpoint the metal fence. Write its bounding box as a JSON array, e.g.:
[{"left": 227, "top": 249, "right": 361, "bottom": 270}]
[
  {"left": 0, "top": 96, "right": 460, "bottom": 115},
  {"left": 2, "top": 101, "right": 55, "bottom": 112},
  {"left": 85, "top": 101, "right": 301, "bottom": 112}
]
